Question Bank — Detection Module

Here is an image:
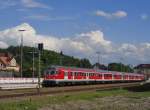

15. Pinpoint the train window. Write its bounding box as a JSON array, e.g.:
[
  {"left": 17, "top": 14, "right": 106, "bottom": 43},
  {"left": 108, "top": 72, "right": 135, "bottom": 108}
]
[
  {"left": 46, "top": 70, "right": 56, "bottom": 75},
  {"left": 89, "top": 73, "right": 91, "bottom": 76},
  {"left": 82, "top": 73, "right": 84, "bottom": 76},
  {"left": 50, "top": 70, "right": 55, "bottom": 75},
  {"left": 104, "top": 74, "right": 107, "bottom": 77},
  {"left": 75, "top": 72, "right": 78, "bottom": 76},
  {"left": 80, "top": 73, "right": 82, "bottom": 76},
  {"left": 104, "top": 74, "right": 111, "bottom": 77},
  {"left": 98, "top": 74, "right": 102, "bottom": 77},
  {"left": 72, "top": 72, "right": 74, "bottom": 76}
]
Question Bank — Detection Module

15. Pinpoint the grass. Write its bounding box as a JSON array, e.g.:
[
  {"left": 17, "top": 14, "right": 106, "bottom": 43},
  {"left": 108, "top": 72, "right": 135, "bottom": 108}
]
[{"left": 0, "top": 87, "right": 150, "bottom": 110}]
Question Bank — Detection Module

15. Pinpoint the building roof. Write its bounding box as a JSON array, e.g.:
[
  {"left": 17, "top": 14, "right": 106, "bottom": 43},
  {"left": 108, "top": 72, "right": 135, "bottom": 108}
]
[
  {"left": 0, "top": 53, "right": 12, "bottom": 57},
  {"left": 0, "top": 53, "right": 14, "bottom": 66},
  {"left": 0, "top": 57, "right": 11, "bottom": 66},
  {"left": 134, "top": 64, "right": 150, "bottom": 69}
]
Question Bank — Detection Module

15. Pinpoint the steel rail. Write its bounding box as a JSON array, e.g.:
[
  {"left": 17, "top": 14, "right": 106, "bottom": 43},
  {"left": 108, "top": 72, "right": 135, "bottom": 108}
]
[{"left": 0, "top": 82, "right": 141, "bottom": 99}]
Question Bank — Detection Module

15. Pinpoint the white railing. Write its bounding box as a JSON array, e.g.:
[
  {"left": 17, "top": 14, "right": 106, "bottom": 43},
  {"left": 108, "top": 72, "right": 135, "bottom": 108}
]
[{"left": 0, "top": 77, "right": 43, "bottom": 84}]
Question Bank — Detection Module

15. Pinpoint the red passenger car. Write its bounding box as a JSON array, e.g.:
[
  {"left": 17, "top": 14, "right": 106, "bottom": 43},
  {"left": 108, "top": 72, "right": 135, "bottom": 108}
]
[{"left": 42, "top": 66, "right": 145, "bottom": 86}]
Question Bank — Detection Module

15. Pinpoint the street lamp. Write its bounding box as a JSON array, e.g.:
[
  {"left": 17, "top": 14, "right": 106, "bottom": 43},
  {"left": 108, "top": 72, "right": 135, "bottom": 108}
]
[{"left": 18, "top": 29, "right": 26, "bottom": 77}]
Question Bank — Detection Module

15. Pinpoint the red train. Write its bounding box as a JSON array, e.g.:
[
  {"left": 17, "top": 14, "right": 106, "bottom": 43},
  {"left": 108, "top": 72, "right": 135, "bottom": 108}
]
[{"left": 42, "top": 66, "right": 145, "bottom": 86}]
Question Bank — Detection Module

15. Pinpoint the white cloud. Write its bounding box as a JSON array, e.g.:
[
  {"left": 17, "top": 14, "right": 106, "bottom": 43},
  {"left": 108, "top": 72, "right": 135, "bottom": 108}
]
[
  {"left": 0, "top": 23, "right": 149, "bottom": 65},
  {"left": 141, "top": 14, "right": 149, "bottom": 20},
  {"left": 21, "top": 0, "right": 50, "bottom": 9},
  {"left": 95, "top": 10, "right": 127, "bottom": 19},
  {"left": 118, "top": 44, "right": 138, "bottom": 54},
  {"left": 0, "top": 23, "right": 112, "bottom": 59},
  {"left": 0, "top": 0, "right": 51, "bottom": 10},
  {"left": 95, "top": 10, "right": 111, "bottom": 18},
  {"left": 112, "top": 11, "right": 127, "bottom": 18}
]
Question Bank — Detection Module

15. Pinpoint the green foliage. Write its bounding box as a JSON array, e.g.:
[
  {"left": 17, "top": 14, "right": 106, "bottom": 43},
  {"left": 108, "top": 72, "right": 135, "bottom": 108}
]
[
  {"left": 0, "top": 46, "right": 92, "bottom": 77},
  {"left": 108, "top": 63, "right": 134, "bottom": 72}
]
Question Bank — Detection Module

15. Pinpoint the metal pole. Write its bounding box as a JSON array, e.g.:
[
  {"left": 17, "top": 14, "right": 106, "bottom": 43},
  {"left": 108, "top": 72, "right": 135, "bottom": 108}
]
[
  {"left": 32, "top": 47, "right": 35, "bottom": 78},
  {"left": 60, "top": 51, "right": 63, "bottom": 66},
  {"left": 19, "top": 29, "right": 25, "bottom": 77},
  {"left": 21, "top": 35, "right": 23, "bottom": 77},
  {"left": 38, "top": 50, "right": 41, "bottom": 94}
]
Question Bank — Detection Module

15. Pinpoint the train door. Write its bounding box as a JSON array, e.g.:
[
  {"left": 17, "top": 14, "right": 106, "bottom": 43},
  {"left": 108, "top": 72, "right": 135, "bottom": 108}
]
[
  {"left": 64, "top": 71, "right": 68, "bottom": 80},
  {"left": 68, "top": 71, "right": 71, "bottom": 79}
]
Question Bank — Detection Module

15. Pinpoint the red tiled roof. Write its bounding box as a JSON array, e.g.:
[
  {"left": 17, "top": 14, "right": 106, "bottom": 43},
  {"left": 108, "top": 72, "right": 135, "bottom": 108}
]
[{"left": 0, "top": 57, "right": 11, "bottom": 66}]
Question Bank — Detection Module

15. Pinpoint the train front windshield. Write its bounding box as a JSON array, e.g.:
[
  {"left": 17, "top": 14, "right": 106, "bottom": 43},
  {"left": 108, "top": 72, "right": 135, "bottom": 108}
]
[{"left": 45, "top": 69, "right": 56, "bottom": 75}]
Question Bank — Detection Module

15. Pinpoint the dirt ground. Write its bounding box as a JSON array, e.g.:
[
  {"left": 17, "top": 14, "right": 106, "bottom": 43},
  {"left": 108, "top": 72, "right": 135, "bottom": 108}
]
[{"left": 39, "top": 96, "right": 150, "bottom": 110}]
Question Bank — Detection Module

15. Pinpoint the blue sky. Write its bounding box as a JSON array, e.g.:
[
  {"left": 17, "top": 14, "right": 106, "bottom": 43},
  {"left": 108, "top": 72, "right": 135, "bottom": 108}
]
[
  {"left": 0, "top": 0, "right": 150, "bottom": 64},
  {"left": 0, "top": 0, "right": 149, "bottom": 43}
]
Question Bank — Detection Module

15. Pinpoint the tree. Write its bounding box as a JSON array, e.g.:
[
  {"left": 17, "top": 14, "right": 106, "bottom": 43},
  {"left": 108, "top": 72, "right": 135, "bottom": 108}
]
[
  {"left": 79, "top": 58, "right": 92, "bottom": 68},
  {"left": 0, "top": 46, "right": 93, "bottom": 77},
  {"left": 108, "top": 63, "right": 133, "bottom": 72}
]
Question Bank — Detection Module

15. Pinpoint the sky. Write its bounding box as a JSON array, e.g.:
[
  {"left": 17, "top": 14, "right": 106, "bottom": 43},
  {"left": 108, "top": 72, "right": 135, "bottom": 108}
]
[{"left": 0, "top": 0, "right": 150, "bottom": 65}]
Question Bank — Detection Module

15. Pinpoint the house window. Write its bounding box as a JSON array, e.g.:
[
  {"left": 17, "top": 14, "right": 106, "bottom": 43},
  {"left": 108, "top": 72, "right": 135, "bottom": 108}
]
[{"left": 0, "top": 64, "right": 3, "bottom": 67}]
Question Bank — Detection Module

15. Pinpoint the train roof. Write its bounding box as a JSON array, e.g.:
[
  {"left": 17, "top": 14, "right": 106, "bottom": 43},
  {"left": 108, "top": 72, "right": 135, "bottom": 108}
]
[
  {"left": 49, "top": 65, "right": 96, "bottom": 72},
  {"left": 47, "top": 65, "right": 144, "bottom": 76}
]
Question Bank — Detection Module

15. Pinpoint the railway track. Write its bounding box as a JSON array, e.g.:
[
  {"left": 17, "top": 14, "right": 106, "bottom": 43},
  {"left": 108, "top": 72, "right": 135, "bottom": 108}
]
[{"left": 0, "top": 82, "right": 141, "bottom": 99}]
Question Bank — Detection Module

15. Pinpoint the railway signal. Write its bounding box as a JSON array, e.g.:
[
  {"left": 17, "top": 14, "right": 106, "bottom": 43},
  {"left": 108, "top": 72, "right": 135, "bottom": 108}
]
[{"left": 38, "top": 43, "right": 43, "bottom": 94}]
